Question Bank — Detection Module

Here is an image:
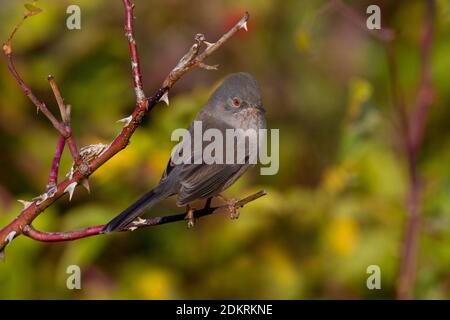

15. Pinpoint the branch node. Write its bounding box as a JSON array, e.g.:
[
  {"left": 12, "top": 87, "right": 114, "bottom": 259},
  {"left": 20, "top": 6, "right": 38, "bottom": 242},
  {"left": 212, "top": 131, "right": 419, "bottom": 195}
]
[
  {"left": 2, "top": 43, "right": 12, "bottom": 55},
  {"left": 33, "top": 192, "right": 49, "bottom": 206}
]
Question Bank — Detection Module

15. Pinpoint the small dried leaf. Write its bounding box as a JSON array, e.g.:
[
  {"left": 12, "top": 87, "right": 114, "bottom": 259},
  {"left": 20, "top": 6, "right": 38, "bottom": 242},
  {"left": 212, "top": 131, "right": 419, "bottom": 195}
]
[{"left": 24, "top": 3, "right": 43, "bottom": 16}]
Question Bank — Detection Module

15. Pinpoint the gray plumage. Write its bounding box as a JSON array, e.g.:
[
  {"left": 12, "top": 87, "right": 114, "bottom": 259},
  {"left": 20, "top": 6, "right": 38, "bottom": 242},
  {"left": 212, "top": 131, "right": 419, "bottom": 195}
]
[{"left": 102, "top": 72, "right": 266, "bottom": 232}]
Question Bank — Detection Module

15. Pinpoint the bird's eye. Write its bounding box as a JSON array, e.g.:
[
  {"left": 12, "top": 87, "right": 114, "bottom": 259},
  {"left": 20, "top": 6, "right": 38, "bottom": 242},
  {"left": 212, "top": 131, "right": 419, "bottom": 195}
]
[{"left": 232, "top": 97, "right": 241, "bottom": 108}]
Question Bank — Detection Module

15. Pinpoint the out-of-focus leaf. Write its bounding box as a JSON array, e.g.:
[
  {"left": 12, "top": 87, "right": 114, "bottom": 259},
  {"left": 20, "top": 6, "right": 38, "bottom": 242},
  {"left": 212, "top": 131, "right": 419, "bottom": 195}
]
[{"left": 24, "top": 3, "right": 43, "bottom": 16}]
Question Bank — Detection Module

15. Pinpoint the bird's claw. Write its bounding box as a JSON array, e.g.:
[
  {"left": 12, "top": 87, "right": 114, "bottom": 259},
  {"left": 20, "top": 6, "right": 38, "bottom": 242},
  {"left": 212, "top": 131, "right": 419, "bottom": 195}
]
[
  {"left": 227, "top": 198, "right": 240, "bottom": 220},
  {"left": 185, "top": 206, "right": 196, "bottom": 228}
]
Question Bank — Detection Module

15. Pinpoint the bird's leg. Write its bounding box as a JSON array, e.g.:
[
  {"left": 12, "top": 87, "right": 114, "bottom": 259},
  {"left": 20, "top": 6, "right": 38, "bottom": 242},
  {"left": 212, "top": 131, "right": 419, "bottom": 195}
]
[
  {"left": 217, "top": 194, "right": 239, "bottom": 220},
  {"left": 204, "top": 197, "right": 213, "bottom": 210},
  {"left": 185, "top": 204, "right": 195, "bottom": 228}
]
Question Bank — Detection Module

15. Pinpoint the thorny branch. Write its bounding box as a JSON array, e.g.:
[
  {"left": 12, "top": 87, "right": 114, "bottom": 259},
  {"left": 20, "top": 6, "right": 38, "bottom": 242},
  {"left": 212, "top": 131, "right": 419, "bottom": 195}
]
[{"left": 0, "top": 0, "right": 253, "bottom": 256}]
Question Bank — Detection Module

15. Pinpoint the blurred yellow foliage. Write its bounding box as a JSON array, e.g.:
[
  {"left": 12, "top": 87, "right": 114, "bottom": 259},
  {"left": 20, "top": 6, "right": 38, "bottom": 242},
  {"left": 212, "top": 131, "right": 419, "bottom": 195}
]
[
  {"left": 134, "top": 268, "right": 175, "bottom": 300},
  {"left": 348, "top": 78, "right": 373, "bottom": 121},
  {"left": 322, "top": 163, "right": 355, "bottom": 194},
  {"left": 295, "top": 28, "right": 311, "bottom": 52},
  {"left": 326, "top": 216, "right": 359, "bottom": 256}
]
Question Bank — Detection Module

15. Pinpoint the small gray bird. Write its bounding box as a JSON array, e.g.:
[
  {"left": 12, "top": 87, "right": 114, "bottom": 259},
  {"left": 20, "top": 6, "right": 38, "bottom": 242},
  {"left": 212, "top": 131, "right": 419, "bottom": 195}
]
[{"left": 102, "top": 72, "right": 266, "bottom": 232}]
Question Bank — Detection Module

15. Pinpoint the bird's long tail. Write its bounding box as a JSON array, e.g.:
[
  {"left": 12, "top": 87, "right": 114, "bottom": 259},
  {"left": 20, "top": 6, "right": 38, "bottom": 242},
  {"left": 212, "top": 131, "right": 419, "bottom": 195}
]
[{"left": 102, "top": 187, "right": 166, "bottom": 233}]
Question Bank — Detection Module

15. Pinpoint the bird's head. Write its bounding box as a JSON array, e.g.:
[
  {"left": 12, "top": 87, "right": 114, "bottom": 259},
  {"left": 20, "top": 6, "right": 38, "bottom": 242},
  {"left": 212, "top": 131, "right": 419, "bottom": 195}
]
[{"left": 206, "top": 72, "right": 265, "bottom": 117}]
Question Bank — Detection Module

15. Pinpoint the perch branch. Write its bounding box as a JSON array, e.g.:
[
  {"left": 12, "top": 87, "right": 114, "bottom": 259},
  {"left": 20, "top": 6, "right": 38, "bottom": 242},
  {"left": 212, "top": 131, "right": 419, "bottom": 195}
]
[
  {"left": 22, "top": 191, "right": 267, "bottom": 242},
  {"left": 0, "top": 0, "right": 251, "bottom": 254}
]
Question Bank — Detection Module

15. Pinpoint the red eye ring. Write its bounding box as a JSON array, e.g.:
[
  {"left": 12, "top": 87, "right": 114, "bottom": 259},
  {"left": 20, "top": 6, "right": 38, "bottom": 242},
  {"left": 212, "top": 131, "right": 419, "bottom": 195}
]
[{"left": 232, "top": 97, "right": 241, "bottom": 107}]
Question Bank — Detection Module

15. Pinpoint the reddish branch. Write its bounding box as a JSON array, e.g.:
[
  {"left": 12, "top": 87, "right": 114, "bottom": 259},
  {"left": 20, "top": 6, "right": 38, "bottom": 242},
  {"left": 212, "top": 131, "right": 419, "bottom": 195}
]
[
  {"left": 3, "top": 44, "right": 85, "bottom": 175},
  {"left": 330, "top": 0, "right": 436, "bottom": 299},
  {"left": 22, "top": 191, "right": 267, "bottom": 242},
  {"left": 0, "top": 0, "right": 252, "bottom": 254},
  {"left": 46, "top": 135, "right": 66, "bottom": 191},
  {"left": 330, "top": 0, "right": 394, "bottom": 42},
  {"left": 123, "top": 0, "right": 145, "bottom": 103},
  {"left": 396, "top": 0, "right": 435, "bottom": 300}
]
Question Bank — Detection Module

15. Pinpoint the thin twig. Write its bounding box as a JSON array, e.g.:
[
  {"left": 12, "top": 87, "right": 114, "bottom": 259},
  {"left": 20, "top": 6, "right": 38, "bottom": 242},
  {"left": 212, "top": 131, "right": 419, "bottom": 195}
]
[
  {"left": 22, "top": 191, "right": 267, "bottom": 242},
  {"left": 123, "top": 0, "right": 145, "bottom": 103},
  {"left": 46, "top": 136, "right": 65, "bottom": 192},
  {"left": 2, "top": 47, "right": 67, "bottom": 136},
  {"left": 396, "top": 0, "right": 435, "bottom": 300},
  {"left": 328, "top": 0, "right": 435, "bottom": 299},
  {"left": 330, "top": 0, "right": 395, "bottom": 42},
  {"left": 48, "top": 75, "right": 69, "bottom": 123},
  {"left": 47, "top": 75, "right": 85, "bottom": 172},
  {"left": 162, "top": 12, "right": 250, "bottom": 89}
]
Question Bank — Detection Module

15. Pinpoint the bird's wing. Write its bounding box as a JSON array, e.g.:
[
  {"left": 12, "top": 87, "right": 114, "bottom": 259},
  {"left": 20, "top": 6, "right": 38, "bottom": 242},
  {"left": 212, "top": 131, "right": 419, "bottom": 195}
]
[
  {"left": 161, "top": 111, "right": 251, "bottom": 206},
  {"left": 176, "top": 162, "right": 247, "bottom": 206}
]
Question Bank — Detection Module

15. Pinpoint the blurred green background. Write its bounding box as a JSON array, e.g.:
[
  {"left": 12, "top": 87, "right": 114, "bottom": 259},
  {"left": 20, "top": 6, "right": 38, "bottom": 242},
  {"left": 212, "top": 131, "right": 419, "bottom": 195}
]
[{"left": 0, "top": 0, "right": 449, "bottom": 299}]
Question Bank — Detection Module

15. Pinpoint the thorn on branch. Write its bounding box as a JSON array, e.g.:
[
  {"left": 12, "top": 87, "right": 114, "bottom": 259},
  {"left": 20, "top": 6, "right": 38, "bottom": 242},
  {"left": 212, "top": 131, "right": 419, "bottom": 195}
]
[
  {"left": 117, "top": 115, "right": 133, "bottom": 127},
  {"left": 81, "top": 179, "right": 90, "bottom": 193},
  {"left": 5, "top": 231, "right": 16, "bottom": 243},
  {"left": 63, "top": 182, "right": 77, "bottom": 201},
  {"left": 17, "top": 199, "right": 33, "bottom": 210},
  {"left": 159, "top": 91, "right": 169, "bottom": 106}
]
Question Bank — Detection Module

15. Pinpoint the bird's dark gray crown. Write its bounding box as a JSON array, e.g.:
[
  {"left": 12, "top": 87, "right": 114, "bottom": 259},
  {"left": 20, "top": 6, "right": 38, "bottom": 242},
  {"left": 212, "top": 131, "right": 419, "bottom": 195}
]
[{"left": 208, "top": 72, "right": 262, "bottom": 107}]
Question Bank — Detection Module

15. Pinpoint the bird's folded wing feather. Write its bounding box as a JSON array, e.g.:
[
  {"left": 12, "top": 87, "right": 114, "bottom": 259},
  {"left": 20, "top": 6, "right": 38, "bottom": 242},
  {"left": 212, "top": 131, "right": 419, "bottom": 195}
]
[
  {"left": 176, "top": 163, "right": 244, "bottom": 205},
  {"left": 162, "top": 111, "right": 249, "bottom": 205}
]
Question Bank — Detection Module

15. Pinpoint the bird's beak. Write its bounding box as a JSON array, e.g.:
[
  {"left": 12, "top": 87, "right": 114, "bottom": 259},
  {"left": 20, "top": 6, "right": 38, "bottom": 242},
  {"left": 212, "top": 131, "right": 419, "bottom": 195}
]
[{"left": 253, "top": 103, "right": 266, "bottom": 113}]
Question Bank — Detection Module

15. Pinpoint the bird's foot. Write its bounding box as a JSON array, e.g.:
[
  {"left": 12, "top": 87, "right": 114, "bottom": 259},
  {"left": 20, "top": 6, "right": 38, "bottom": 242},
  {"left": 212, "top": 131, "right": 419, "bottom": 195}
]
[
  {"left": 228, "top": 200, "right": 240, "bottom": 220},
  {"left": 218, "top": 194, "right": 240, "bottom": 220},
  {"left": 185, "top": 205, "right": 196, "bottom": 228}
]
